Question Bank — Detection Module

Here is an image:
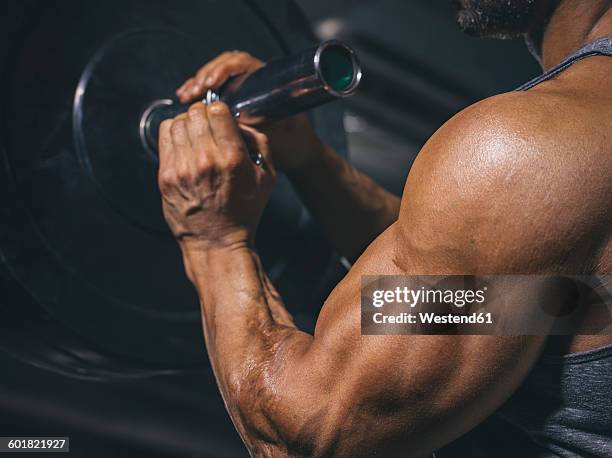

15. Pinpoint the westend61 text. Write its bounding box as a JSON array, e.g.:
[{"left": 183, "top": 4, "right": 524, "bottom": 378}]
[{"left": 372, "top": 312, "right": 494, "bottom": 325}]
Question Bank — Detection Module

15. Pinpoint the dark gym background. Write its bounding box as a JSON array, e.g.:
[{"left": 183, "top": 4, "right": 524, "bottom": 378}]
[{"left": 0, "top": 0, "right": 539, "bottom": 456}]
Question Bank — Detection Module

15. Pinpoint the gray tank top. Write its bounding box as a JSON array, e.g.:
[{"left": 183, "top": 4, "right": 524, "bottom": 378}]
[{"left": 439, "top": 36, "right": 612, "bottom": 458}]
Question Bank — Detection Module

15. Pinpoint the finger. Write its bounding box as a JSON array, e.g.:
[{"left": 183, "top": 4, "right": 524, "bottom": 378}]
[
  {"left": 177, "top": 53, "right": 235, "bottom": 101},
  {"left": 178, "top": 51, "right": 264, "bottom": 103},
  {"left": 207, "top": 102, "right": 243, "bottom": 145},
  {"left": 178, "top": 78, "right": 208, "bottom": 103},
  {"left": 203, "top": 54, "right": 264, "bottom": 91},
  {"left": 186, "top": 102, "right": 215, "bottom": 154},
  {"left": 170, "top": 114, "right": 195, "bottom": 173},
  {"left": 176, "top": 77, "right": 195, "bottom": 100},
  {"left": 190, "top": 52, "right": 263, "bottom": 99},
  {"left": 158, "top": 119, "right": 176, "bottom": 194},
  {"left": 178, "top": 52, "right": 235, "bottom": 102},
  {"left": 158, "top": 119, "right": 174, "bottom": 169},
  {"left": 176, "top": 78, "right": 191, "bottom": 95},
  {"left": 192, "top": 51, "right": 237, "bottom": 89},
  {"left": 207, "top": 102, "right": 246, "bottom": 162},
  {"left": 171, "top": 113, "right": 190, "bottom": 146}
]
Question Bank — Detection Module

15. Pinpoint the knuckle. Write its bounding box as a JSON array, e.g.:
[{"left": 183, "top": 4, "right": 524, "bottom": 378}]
[
  {"left": 222, "top": 156, "right": 242, "bottom": 171},
  {"left": 171, "top": 119, "right": 185, "bottom": 133},
  {"left": 234, "top": 50, "right": 253, "bottom": 60},
  {"left": 192, "top": 68, "right": 208, "bottom": 82},
  {"left": 230, "top": 50, "right": 247, "bottom": 60},
  {"left": 158, "top": 170, "right": 175, "bottom": 189},
  {"left": 175, "top": 167, "right": 193, "bottom": 183},
  {"left": 211, "top": 65, "right": 227, "bottom": 77},
  {"left": 188, "top": 102, "right": 205, "bottom": 116},
  {"left": 218, "top": 51, "right": 233, "bottom": 60},
  {"left": 196, "top": 159, "right": 213, "bottom": 174},
  {"left": 160, "top": 119, "right": 173, "bottom": 132}
]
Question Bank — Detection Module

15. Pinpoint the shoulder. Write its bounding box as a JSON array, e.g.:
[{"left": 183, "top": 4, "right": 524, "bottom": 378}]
[
  {"left": 414, "top": 88, "right": 600, "bottom": 176},
  {"left": 396, "top": 91, "right": 610, "bottom": 273}
]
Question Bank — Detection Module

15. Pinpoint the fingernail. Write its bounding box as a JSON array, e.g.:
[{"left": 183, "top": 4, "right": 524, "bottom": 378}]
[
  {"left": 205, "top": 76, "right": 215, "bottom": 86},
  {"left": 191, "top": 85, "right": 200, "bottom": 94},
  {"left": 208, "top": 102, "right": 223, "bottom": 113}
]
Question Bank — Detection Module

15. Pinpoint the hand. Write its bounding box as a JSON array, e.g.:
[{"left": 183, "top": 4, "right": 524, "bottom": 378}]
[
  {"left": 176, "top": 51, "right": 325, "bottom": 172},
  {"left": 158, "top": 101, "right": 276, "bottom": 256}
]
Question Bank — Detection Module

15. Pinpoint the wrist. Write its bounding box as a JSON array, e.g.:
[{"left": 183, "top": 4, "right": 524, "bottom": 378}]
[
  {"left": 183, "top": 243, "right": 259, "bottom": 293},
  {"left": 179, "top": 230, "right": 251, "bottom": 251},
  {"left": 179, "top": 232, "right": 253, "bottom": 280}
]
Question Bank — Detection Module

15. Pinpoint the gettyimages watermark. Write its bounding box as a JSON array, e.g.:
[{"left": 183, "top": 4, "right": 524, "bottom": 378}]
[{"left": 361, "top": 275, "right": 612, "bottom": 335}]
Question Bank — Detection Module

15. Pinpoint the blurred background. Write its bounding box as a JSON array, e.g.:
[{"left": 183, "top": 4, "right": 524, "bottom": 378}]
[
  {"left": 1, "top": 0, "right": 539, "bottom": 456},
  {"left": 298, "top": 0, "right": 540, "bottom": 195}
]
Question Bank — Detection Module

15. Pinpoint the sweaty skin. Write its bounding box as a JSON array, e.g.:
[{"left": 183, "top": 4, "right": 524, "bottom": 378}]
[{"left": 160, "top": 1, "right": 612, "bottom": 456}]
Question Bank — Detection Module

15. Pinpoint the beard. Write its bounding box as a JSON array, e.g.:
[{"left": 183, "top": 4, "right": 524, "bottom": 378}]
[{"left": 454, "top": 0, "right": 540, "bottom": 39}]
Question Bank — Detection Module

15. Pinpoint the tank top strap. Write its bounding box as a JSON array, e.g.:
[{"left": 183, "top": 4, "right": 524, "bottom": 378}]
[{"left": 517, "top": 35, "right": 612, "bottom": 91}]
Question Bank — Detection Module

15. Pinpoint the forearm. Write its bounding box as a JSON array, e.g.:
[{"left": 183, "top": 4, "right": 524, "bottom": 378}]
[
  {"left": 287, "top": 144, "right": 401, "bottom": 263},
  {"left": 182, "top": 243, "right": 314, "bottom": 452}
]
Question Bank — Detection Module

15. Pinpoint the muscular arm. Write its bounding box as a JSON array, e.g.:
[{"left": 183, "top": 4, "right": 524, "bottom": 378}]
[
  {"left": 164, "top": 92, "right": 608, "bottom": 456},
  {"left": 187, "top": 232, "right": 544, "bottom": 457},
  {"left": 286, "top": 142, "right": 401, "bottom": 263}
]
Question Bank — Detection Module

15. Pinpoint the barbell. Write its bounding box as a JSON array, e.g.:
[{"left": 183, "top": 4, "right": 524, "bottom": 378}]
[{"left": 140, "top": 39, "right": 361, "bottom": 155}]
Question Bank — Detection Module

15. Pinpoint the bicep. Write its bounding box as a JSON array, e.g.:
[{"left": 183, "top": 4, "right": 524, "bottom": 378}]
[{"left": 299, "top": 223, "right": 545, "bottom": 456}]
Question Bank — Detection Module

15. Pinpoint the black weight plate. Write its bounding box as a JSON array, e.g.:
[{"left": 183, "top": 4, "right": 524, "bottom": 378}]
[{"left": 0, "top": 0, "right": 346, "bottom": 365}]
